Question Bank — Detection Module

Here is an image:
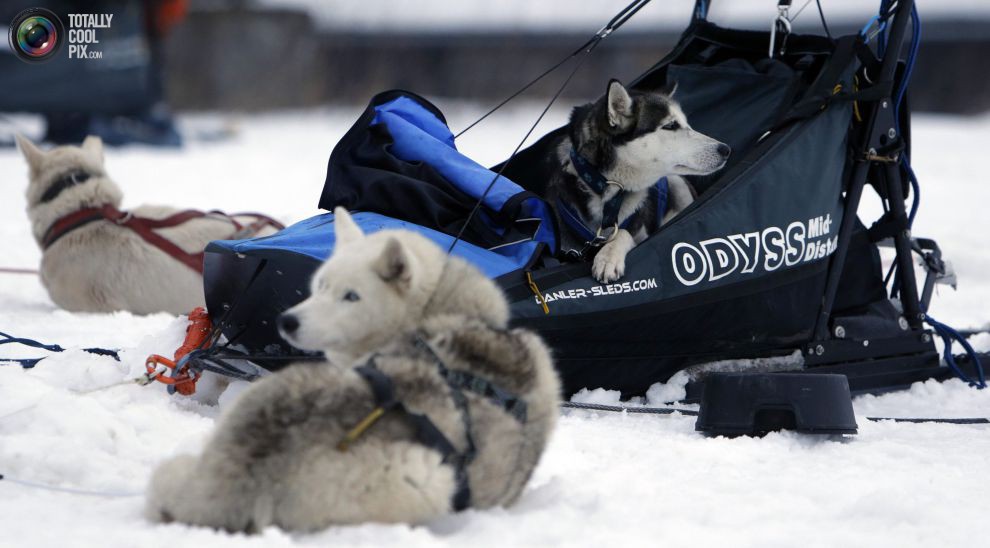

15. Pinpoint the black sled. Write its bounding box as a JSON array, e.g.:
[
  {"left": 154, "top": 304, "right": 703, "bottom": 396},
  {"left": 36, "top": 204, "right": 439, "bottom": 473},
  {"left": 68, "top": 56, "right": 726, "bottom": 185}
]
[{"left": 193, "top": 0, "right": 987, "bottom": 401}]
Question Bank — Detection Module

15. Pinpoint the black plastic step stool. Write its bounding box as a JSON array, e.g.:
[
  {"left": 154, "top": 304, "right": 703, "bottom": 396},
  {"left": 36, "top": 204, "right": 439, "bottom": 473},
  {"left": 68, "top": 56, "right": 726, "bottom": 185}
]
[{"left": 695, "top": 373, "right": 858, "bottom": 436}]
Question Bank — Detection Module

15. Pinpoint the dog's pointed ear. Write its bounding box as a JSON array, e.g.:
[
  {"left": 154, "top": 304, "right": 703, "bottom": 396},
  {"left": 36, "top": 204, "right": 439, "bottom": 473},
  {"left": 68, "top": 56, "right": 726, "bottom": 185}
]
[
  {"left": 658, "top": 80, "right": 679, "bottom": 97},
  {"left": 15, "top": 134, "right": 45, "bottom": 169},
  {"left": 81, "top": 135, "right": 104, "bottom": 163},
  {"left": 333, "top": 207, "right": 364, "bottom": 246},
  {"left": 374, "top": 237, "right": 412, "bottom": 290},
  {"left": 606, "top": 79, "right": 633, "bottom": 128}
]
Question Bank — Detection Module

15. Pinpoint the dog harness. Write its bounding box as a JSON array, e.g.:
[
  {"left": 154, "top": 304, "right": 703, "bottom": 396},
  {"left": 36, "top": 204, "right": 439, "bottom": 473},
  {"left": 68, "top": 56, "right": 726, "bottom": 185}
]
[
  {"left": 40, "top": 203, "right": 283, "bottom": 274},
  {"left": 560, "top": 149, "right": 668, "bottom": 259},
  {"left": 40, "top": 170, "right": 91, "bottom": 204},
  {"left": 338, "top": 336, "right": 528, "bottom": 512}
]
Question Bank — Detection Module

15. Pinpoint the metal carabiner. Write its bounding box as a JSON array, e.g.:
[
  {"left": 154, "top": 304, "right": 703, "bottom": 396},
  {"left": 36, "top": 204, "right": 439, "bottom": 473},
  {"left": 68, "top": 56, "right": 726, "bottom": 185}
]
[
  {"left": 595, "top": 222, "right": 620, "bottom": 244},
  {"left": 859, "top": 14, "right": 888, "bottom": 44},
  {"left": 114, "top": 211, "right": 134, "bottom": 225},
  {"left": 768, "top": 5, "right": 792, "bottom": 59}
]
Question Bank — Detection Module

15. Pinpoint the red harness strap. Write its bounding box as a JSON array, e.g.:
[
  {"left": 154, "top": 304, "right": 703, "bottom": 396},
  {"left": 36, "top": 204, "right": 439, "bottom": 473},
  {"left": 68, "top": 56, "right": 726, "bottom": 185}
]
[{"left": 41, "top": 204, "right": 283, "bottom": 274}]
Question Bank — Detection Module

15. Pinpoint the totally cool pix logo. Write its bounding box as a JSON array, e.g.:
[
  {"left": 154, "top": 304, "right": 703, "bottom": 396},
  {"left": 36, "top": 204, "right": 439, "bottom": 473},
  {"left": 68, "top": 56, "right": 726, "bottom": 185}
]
[
  {"left": 7, "top": 7, "right": 64, "bottom": 63},
  {"left": 9, "top": 8, "right": 112, "bottom": 63}
]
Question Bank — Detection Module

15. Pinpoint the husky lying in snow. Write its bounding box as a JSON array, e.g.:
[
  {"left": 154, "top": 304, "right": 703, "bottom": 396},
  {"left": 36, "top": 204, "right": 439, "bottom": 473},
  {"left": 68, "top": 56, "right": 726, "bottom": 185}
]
[
  {"left": 16, "top": 135, "right": 281, "bottom": 315},
  {"left": 547, "top": 80, "right": 730, "bottom": 282},
  {"left": 145, "top": 208, "right": 561, "bottom": 532}
]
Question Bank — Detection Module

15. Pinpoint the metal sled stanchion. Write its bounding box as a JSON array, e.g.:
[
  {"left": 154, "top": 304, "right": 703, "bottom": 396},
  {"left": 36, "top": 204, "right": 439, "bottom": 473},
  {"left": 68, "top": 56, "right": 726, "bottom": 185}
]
[
  {"left": 802, "top": 0, "right": 985, "bottom": 390},
  {"left": 813, "top": 0, "right": 915, "bottom": 342}
]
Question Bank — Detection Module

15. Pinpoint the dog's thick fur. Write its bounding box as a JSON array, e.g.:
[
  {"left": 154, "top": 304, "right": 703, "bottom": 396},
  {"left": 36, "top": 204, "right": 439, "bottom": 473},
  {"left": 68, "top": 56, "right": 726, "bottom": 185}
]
[
  {"left": 547, "top": 80, "right": 729, "bottom": 282},
  {"left": 145, "top": 208, "right": 561, "bottom": 532},
  {"left": 16, "top": 135, "right": 279, "bottom": 315}
]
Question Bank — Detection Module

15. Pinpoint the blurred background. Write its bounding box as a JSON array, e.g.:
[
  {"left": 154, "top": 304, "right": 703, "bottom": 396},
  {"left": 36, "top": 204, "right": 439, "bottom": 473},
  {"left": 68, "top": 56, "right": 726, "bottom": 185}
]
[
  {"left": 1, "top": 0, "right": 989, "bottom": 142},
  {"left": 172, "top": 0, "right": 990, "bottom": 113}
]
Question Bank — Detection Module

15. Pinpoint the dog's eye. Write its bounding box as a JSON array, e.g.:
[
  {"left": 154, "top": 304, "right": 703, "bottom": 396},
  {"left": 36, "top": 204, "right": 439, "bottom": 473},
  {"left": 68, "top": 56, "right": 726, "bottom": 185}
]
[
  {"left": 662, "top": 121, "right": 680, "bottom": 131},
  {"left": 342, "top": 290, "right": 360, "bottom": 302}
]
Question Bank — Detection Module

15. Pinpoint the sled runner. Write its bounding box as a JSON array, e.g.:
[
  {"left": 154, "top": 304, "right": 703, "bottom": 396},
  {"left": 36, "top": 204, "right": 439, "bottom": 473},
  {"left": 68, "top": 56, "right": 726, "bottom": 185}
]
[{"left": 159, "top": 0, "right": 986, "bottom": 400}]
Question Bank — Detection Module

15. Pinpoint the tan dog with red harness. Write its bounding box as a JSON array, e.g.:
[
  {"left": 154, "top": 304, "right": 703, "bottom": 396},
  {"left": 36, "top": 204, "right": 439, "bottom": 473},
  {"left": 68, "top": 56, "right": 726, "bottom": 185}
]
[{"left": 16, "top": 135, "right": 283, "bottom": 315}]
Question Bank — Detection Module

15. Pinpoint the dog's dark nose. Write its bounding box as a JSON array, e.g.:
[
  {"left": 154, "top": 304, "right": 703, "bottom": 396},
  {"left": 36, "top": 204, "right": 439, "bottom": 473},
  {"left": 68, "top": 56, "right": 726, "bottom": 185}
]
[
  {"left": 277, "top": 313, "right": 299, "bottom": 335},
  {"left": 717, "top": 143, "right": 731, "bottom": 159}
]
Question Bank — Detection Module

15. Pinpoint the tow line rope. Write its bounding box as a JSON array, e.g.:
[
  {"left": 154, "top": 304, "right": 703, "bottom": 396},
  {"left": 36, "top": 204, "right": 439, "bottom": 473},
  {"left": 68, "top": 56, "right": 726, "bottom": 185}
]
[
  {"left": 563, "top": 401, "right": 698, "bottom": 416},
  {"left": 0, "top": 473, "right": 142, "bottom": 498},
  {"left": 561, "top": 401, "right": 990, "bottom": 424},
  {"left": 0, "top": 331, "right": 119, "bottom": 368},
  {"left": 0, "top": 366, "right": 159, "bottom": 423},
  {"left": 0, "top": 267, "right": 38, "bottom": 275},
  {"left": 0, "top": 358, "right": 173, "bottom": 499}
]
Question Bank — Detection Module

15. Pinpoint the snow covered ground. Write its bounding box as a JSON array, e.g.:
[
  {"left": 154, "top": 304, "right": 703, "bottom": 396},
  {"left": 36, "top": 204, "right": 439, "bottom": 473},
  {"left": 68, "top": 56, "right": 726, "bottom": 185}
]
[{"left": 1, "top": 104, "right": 989, "bottom": 547}]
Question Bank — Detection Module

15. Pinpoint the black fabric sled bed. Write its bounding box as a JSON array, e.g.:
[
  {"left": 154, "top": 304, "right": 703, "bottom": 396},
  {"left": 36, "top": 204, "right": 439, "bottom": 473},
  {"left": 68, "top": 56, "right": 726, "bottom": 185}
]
[{"left": 200, "top": 0, "right": 987, "bottom": 400}]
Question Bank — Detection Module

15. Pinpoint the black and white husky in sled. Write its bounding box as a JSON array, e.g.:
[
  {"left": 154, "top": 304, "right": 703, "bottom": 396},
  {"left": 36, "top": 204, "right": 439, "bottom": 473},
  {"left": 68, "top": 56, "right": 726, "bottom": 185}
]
[{"left": 546, "top": 80, "right": 730, "bottom": 282}]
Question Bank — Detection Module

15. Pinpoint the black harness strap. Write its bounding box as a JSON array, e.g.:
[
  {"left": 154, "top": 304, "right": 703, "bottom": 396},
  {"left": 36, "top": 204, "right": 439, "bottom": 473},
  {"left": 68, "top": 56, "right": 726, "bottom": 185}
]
[
  {"left": 410, "top": 339, "right": 477, "bottom": 511},
  {"left": 352, "top": 359, "right": 472, "bottom": 511},
  {"left": 560, "top": 149, "right": 628, "bottom": 260},
  {"left": 569, "top": 149, "right": 627, "bottom": 231},
  {"left": 562, "top": 150, "right": 671, "bottom": 261},
  {"left": 412, "top": 336, "right": 529, "bottom": 423},
  {"left": 355, "top": 364, "right": 474, "bottom": 512},
  {"left": 442, "top": 368, "right": 528, "bottom": 423},
  {"left": 345, "top": 336, "right": 529, "bottom": 512},
  {"left": 40, "top": 171, "right": 91, "bottom": 204}
]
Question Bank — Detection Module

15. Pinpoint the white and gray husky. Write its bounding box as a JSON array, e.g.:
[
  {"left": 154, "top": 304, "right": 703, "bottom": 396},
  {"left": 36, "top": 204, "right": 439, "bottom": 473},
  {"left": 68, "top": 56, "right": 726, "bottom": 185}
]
[
  {"left": 145, "top": 208, "right": 561, "bottom": 532},
  {"left": 16, "top": 134, "right": 280, "bottom": 315},
  {"left": 548, "top": 80, "right": 730, "bottom": 282}
]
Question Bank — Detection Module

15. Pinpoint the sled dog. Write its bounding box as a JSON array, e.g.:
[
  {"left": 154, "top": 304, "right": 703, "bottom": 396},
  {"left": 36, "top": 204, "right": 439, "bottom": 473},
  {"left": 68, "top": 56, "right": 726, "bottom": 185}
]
[
  {"left": 145, "top": 208, "right": 561, "bottom": 532},
  {"left": 16, "top": 134, "right": 281, "bottom": 315},
  {"left": 547, "top": 80, "right": 730, "bottom": 282}
]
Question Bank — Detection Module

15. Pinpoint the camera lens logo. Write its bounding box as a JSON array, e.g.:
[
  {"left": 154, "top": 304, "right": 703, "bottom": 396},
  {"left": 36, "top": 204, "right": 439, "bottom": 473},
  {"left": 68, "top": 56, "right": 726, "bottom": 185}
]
[{"left": 8, "top": 8, "right": 65, "bottom": 63}]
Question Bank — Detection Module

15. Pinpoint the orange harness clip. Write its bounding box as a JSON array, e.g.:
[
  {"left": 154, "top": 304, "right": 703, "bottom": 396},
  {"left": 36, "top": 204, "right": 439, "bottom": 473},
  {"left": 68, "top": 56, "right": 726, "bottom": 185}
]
[{"left": 144, "top": 307, "right": 212, "bottom": 395}]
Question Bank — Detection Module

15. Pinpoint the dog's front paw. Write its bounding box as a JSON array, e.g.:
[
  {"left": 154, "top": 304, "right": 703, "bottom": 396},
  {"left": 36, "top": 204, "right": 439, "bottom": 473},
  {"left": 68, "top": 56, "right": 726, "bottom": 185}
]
[{"left": 592, "top": 248, "right": 626, "bottom": 283}]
